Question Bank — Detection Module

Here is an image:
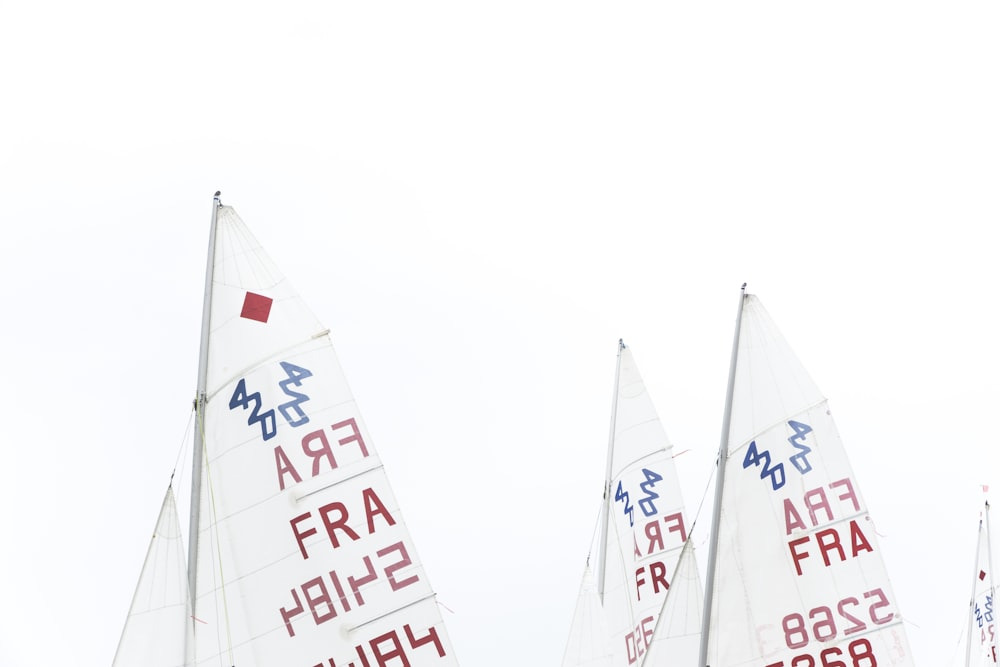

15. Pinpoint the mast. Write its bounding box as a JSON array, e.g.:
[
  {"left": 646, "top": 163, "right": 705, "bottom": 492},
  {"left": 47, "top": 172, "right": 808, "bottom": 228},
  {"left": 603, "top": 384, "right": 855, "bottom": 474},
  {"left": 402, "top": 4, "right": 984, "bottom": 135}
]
[
  {"left": 596, "top": 338, "right": 626, "bottom": 602},
  {"left": 187, "top": 191, "right": 222, "bottom": 603},
  {"left": 697, "top": 284, "right": 747, "bottom": 667}
]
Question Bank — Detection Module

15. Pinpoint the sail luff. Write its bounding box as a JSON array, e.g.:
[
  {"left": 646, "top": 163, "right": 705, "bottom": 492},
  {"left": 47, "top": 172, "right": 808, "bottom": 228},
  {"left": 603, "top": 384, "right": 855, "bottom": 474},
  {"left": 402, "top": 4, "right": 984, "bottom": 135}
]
[
  {"left": 187, "top": 192, "right": 221, "bottom": 608},
  {"left": 696, "top": 284, "right": 746, "bottom": 667},
  {"left": 596, "top": 338, "right": 625, "bottom": 602}
]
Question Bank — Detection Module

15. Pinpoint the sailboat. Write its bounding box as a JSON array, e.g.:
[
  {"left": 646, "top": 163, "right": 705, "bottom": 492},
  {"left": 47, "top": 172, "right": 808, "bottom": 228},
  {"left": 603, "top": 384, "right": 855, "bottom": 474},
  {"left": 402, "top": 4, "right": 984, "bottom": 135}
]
[
  {"left": 112, "top": 193, "right": 459, "bottom": 667},
  {"left": 561, "top": 341, "right": 702, "bottom": 667},
  {"left": 698, "top": 286, "right": 914, "bottom": 667},
  {"left": 966, "top": 500, "right": 997, "bottom": 666}
]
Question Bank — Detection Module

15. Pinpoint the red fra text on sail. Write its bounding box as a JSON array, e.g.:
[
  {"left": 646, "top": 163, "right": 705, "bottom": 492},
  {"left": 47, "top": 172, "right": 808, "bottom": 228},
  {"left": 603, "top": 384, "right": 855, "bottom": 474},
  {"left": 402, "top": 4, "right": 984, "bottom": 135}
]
[
  {"left": 635, "top": 561, "right": 669, "bottom": 602},
  {"left": 290, "top": 487, "right": 396, "bottom": 559},
  {"left": 783, "top": 477, "right": 874, "bottom": 576},
  {"left": 631, "top": 512, "right": 684, "bottom": 602},
  {"left": 275, "top": 418, "right": 369, "bottom": 491},
  {"left": 633, "top": 512, "right": 686, "bottom": 558}
]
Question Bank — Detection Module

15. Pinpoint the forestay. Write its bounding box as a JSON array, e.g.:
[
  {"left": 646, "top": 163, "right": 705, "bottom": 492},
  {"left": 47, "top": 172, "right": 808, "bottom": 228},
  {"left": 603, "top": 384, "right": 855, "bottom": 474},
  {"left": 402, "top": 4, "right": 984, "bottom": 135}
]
[{"left": 701, "top": 293, "right": 913, "bottom": 667}]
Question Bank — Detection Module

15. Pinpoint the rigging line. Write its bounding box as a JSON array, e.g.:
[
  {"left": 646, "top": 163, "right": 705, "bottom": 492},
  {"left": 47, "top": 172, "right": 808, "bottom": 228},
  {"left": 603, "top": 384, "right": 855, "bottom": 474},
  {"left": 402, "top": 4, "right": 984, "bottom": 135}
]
[
  {"left": 687, "top": 441, "right": 718, "bottom": 548},
  {"left": 171, "top": 409, "right": 196, "bottom": 489},
  {"left": 586, "top": 495, "right": 604, "bottom": 564},
  {"left": 198, "top": 407, "right": 237, "bottom": 667}
]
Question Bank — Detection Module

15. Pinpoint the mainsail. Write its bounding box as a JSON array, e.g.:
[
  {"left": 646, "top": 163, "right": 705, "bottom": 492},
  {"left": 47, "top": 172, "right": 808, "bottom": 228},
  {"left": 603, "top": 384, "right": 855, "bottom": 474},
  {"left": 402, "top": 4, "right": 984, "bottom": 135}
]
[
  {"left": 699, "top": 288, "right": 914, "bottom": 667},
  {"left": 114, "top": 195, "right": 458, "bottom": 667},
  {"left": 562, "top": 341, "right": 702, "bottom": 667},
  {"left": 966, "top": 501, "right": 998, "bottom": 666}
]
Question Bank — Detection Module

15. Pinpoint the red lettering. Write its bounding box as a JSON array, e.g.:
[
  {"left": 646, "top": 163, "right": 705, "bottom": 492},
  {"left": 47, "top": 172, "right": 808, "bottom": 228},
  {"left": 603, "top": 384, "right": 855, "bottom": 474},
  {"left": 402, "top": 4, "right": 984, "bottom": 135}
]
[
  {"left": 640, "top": 513, "right": 688, "bottom": 556},
  {"left": 849, "top": 519, "right": 874, "bottom": 557},
  {"left": 638, "top": 615, "right": 654, "bottom": 655},
  {"left": 635, "top": 561, "right": 669, "bottom": 601},
  {"left": 290, "top": 512, "right": 319, "bottom": 559},
  {"left": 662, "top": 512, "right": 687, "bottom": 542},
  {"left": 273, "top": 417, "right": 368, "bottom": 492},
  {"left": 624, "top": 616, "right": 655, "bottom": 664},
  {"left": 280, "top": 588, "right": 306, "bottom": 637},
  {"left": 803, "top": 487, "right": 833, "bottom": 526},
  {"left": 405, "top": 623, "right": 446, "bottom": 657},
  {"left": 302, "top": 429, "right": 336, "bottom": 476},
  {"left": 789, "top": 536, "right": 811, "bottom": 576},
  {"left": 332, "top": 417, "right": 368, "bottom": 457},
  {"left": 330, "top": 570, "right": 350, "bottom": 612},
  {"left": 816, "top": 527, "right": 845, "bottom": 567},
  {"left": 302, "top": 576, "right": 337, "bottom": 624},
  {"left": 311, "top": 625, "right": 447, "bottom": 667},
  {"left": 782, "top": 478, "right": 863, "bottom": 536},
  {"left": 370, "top": 628, "right": 406, "bottom": 667},
  {"left": 788, "top": 521, "right": 876, "bottom": 575},
  {"left": 831, "top": 477, "right": 860, "bottom": 512},
  {"left": 275, "top": 446, "right": 302, "bottom": 491},
  {"left": 348, "top": 556, "right": 377, "bottom": 606},
  {"left": 784, "top": 498, "right": 806, "bottom": 535},
  {"left": 289, "top": 488, "right": 396, "bottom": 559},
  {"left": 379, "top": 541, "right": 419, "bottom": 591},
  {"left": 363, "top": 487, "right": 397, "bottom": 533},
  {"left": 644, "top": 521, "right": 663, "bottom": 554},
  {"left": 320, "top": 501, "right": 360, "bottom": 549}
]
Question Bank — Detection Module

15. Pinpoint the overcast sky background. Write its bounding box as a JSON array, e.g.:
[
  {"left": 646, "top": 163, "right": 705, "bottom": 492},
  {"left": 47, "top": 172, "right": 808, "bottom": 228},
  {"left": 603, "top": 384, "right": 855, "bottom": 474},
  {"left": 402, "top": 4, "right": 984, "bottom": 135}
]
[{"left": 2, "top": 2, "right": 999, "bottom": 666}]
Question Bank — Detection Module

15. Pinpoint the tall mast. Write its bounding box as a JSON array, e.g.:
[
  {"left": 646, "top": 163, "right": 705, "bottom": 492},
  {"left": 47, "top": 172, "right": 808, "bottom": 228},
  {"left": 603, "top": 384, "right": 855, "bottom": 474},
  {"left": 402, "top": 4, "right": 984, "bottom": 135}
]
[
  {"left": 187, "top": 191, "right": 222, "bottom": 603},
  {"left": 697, "top": 284, "right": 747, "bottom": 667},
  {"left": 596, "top": 338, "right": 626, "bottom": 602}
]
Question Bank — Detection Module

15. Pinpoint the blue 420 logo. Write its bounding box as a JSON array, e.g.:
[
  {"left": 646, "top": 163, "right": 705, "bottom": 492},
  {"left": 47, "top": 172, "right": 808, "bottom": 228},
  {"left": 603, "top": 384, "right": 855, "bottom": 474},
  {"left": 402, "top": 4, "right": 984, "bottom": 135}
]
[
  {"left": 742, "top": 420, "right": 813, "bottom": 490},
  {"left": 615, "top": 468, "right": 664, "bottom": 527},
  {"left": 229, "top": 361, "right": 314, "bottom": 441}
]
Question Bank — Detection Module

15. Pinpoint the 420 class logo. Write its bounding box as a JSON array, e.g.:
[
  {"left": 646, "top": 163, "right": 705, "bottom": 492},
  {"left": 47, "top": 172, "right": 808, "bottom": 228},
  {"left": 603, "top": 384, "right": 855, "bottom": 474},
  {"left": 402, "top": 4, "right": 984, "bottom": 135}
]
[{"left": 229, "top": 361, "right": 314, "bottom": 440}]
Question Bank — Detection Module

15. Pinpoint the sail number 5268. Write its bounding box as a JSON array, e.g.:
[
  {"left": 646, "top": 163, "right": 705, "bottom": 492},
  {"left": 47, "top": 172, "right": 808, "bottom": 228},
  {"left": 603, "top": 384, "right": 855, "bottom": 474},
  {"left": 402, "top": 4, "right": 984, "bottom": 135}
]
[
  {"left": 764, "top": 589, "right": 893, "bottom": 667},
  {"left": 781, "top": 588, "right": 893, "bottom": 649}
]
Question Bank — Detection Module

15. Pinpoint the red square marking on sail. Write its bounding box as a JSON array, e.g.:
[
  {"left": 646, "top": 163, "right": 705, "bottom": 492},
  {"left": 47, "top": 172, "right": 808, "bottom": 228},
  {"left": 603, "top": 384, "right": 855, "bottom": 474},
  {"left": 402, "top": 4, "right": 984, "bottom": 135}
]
[
  {"left": 241, "top": 292, "right": 273, "bottom": 323},
  {"left": 981, "top": 570, "right": 988, "bottom": 581}
]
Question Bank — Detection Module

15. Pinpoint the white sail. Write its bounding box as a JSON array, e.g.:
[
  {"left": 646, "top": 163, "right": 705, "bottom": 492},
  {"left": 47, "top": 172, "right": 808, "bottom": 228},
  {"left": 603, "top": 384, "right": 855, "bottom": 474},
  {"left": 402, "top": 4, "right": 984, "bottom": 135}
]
[
  {"left": 563, "top": 342, "right": 702, "bottom": 666},
  {"left": 636, "top": 538, "right": 701, "bottom": 666},
  {"left": 561, "top": 564, "right": 613, "bottom": 667},
  {"left": 112, "top": 486, "right": 192, "bottom": 667},
  {"left": 700, "top": 291, "right": 914, "bottom": 667},
  {"left": 966, "top": 501, "right": 998, "bottom": 667},
  {"left": 114, "top": 197, "right": 458, "bottom": 667}
]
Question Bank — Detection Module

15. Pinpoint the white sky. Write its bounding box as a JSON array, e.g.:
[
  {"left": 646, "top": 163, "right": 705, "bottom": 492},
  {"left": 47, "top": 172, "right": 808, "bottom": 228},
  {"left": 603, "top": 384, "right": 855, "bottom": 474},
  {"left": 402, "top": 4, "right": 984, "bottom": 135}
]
[{"left": 1, "top": 2, "right": 998, "bottom": 665}]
